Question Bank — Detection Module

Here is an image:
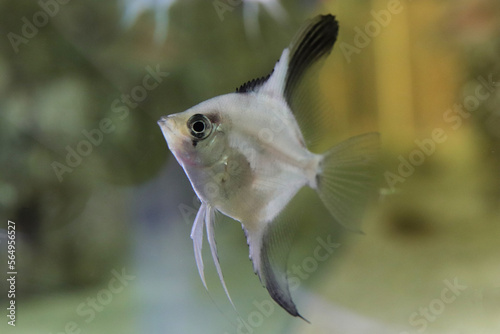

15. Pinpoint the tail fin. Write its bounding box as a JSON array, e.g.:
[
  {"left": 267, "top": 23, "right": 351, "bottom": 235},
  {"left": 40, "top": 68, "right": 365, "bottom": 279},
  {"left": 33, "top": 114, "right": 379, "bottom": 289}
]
[{"left": 316, "top": 133, "right": 381, "bottom": 232}]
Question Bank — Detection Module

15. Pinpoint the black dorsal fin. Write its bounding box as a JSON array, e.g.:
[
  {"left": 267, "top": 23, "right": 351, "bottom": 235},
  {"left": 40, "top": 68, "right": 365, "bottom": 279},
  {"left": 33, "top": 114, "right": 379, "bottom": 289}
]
[
  {"left": 285, "top": 14, "right": 339, "bottom": 103},
  {"left": 235, "top": 15, "right": 338, "bottom": 99},
  {"left": 236, "top": 70, "right": 274, "bottom": 93}
]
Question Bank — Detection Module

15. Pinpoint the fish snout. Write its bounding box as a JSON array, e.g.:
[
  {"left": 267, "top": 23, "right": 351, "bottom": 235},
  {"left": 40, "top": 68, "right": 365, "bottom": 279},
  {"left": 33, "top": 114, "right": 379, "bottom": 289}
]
[
  {"left": 158, "top": 114, "right": 186, "bottom": 151},
  {"left": 158, "top": 115, "right": 181, "bottom": 136},
  {"left": 158, "top": 115, "right": 175, "bottom": 129}
]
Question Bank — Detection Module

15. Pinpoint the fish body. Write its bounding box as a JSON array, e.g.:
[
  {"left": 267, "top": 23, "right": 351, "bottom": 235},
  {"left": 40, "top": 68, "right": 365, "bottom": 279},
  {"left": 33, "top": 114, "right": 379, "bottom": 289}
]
[
  {"left": 163, "top": 92, "right": 317, "bottom": 225},
  {"left": 158, "top": 15, "right": 379, "bottom": 320}
]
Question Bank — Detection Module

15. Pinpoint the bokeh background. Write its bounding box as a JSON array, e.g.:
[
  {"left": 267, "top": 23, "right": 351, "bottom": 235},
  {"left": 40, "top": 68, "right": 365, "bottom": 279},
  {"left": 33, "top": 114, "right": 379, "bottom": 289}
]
[{"left": 1, "top": 0, "right": 500, "bottom": 333}]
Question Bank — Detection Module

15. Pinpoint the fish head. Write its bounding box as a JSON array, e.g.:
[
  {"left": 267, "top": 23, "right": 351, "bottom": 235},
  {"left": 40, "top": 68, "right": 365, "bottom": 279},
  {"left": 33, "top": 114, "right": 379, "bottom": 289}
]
[{"left": 158, "top": 99, "right": 227, "bottom": 168}]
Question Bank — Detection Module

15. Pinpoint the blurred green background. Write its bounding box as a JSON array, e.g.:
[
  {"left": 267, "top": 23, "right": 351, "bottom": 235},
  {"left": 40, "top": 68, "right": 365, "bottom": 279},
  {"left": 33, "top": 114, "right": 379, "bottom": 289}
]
[{"left": 1, "top": 0, "right": 500, "bottom": 333}]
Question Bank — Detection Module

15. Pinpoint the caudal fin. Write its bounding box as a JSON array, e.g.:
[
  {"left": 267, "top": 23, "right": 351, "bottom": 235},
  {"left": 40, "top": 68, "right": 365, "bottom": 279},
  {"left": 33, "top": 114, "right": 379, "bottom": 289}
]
[{"left": 316, "top": 133, "right": 381, "bottom": 232}]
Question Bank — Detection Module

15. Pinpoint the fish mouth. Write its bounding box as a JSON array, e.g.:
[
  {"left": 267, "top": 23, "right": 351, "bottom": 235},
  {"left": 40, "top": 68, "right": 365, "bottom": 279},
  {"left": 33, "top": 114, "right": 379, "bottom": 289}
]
[
  {"left": 157, "top": 115, "right": 174, "bottom": 130},
  {"left": 158, "top": 114, "right": 183, "bottom": 151},
  {"left": 157, "top": 115, "right": 178, "bottom": 137}
]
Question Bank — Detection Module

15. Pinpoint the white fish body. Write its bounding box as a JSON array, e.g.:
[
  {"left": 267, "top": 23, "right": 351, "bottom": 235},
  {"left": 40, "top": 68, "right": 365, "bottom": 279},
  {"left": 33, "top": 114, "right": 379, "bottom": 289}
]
[{"left": 158, "top": 15, "right": 379, "bottom": 320}]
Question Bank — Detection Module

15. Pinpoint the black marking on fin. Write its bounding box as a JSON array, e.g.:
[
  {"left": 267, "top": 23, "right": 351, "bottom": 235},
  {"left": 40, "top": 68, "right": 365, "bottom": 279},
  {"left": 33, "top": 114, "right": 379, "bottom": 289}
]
[
  {"left": 236, "top": 70, "right": 274, "bottom": 93},
  {"left": 260, "top": 226, "right": 309, "bottom": 322},
  {"left": 285, "top": 14, "right": 339, "bottom": 104},
  {"left": 242, "top": 227, "right": 260, "bottom": 277}
]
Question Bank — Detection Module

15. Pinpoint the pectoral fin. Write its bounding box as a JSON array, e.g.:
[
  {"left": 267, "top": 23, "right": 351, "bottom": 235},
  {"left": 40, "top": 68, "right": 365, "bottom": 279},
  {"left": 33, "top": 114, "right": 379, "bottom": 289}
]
[
  {"left": 190, "top": 203, "right": 208, "bottom": 289},
  {"left": 205, "top": 205, "right": 235, "bottom": 307},
  {"left": 191, "top": 203, "right": 234, "bottom": 307}
]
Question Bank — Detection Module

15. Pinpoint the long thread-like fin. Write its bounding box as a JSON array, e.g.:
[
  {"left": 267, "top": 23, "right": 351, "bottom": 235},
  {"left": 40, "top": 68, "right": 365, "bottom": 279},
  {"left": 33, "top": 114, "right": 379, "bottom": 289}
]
[
  {"left": 205, "top": 205, "right": 235, "bottom": 308},
  {"left": 190, "top": 203, "right": 208, "bottom": 289},
  {"left": 316, "top": 133, "right": 381, "bottom": 232}
]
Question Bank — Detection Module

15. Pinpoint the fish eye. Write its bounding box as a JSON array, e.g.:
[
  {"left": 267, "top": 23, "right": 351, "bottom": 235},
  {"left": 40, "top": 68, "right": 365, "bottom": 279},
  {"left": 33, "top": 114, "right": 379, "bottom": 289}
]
[{"left": 187, "top": 114, "right": 212, "bottom": 140}]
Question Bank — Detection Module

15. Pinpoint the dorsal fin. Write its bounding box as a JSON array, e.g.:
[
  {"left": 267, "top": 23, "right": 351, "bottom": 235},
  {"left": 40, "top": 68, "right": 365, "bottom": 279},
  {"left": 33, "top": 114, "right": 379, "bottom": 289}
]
[
  {"left": 235, "top": 70, "right": 274, "bottom": 93},
  {"left": 285, "top": 14, "right": 339, "bottom": 104},
  {"left": 235, "top": 15, "right": 338, "bottom": 105}
]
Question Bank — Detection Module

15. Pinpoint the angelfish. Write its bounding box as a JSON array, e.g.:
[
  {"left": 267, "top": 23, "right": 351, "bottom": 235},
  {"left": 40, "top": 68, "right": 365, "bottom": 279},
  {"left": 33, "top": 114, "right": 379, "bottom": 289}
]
[{"left": 158, "top": 14, "right": 379, "bottom": 320}]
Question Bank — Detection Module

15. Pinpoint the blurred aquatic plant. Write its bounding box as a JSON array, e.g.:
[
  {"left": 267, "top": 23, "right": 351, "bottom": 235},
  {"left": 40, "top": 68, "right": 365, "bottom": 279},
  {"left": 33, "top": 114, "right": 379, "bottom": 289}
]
[
  {"left": 0, "top": 0, "right": 169, "bottom": 290},
  {"left": 241, "top": 0, "right": 288, "bottom": 38},
  {"left": 121, "top": 0, "right": 176, "bottom": 44},
  {"left": 120, "top": 0, "right": 291, "bottom": 42},
  {"left": 445, "top": 0, "right": 500, "bottom": 188}
]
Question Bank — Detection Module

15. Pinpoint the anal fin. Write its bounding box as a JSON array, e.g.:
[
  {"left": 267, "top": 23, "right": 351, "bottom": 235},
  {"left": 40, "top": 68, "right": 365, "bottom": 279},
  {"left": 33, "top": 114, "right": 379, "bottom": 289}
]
[{"left": 243, "top": 214, "right": 309, "bottom": 321}]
